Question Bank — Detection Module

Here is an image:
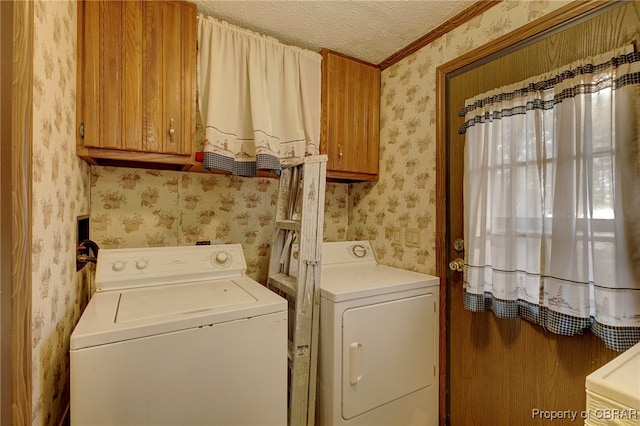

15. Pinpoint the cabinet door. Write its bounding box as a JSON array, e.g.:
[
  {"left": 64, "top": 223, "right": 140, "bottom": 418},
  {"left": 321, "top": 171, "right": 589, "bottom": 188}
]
[
  {"left": 77, "top": 0, "right": 195, "bottom": 168},
  {"left": 81, "top": 1, "right": 143, "bottom": 151},
  {"left": 321, "top": 50, "right": 380, "bottom": 181},
  {"left": 142, "top": 1, "right": 195, "bottom": 156}
]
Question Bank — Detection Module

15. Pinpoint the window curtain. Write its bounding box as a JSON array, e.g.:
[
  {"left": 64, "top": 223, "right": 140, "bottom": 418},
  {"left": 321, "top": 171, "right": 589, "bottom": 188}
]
[
  {"left": 197, "top": 15, "right": 321, "bottom": 176},
  {"left": 458, "top": 45, "right": 640, "bottom": 351}
]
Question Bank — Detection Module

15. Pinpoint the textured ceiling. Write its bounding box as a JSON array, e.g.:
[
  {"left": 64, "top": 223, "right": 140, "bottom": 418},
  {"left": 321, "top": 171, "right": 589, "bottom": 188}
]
[{"left": 190, "top": 1, "right": 476, "bottom": 65}]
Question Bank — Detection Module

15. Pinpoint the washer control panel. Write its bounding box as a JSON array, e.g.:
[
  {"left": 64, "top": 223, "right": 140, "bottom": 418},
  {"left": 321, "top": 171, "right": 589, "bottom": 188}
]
[{"left": 96, "top": 244, "right": 246, "bottom": 292}]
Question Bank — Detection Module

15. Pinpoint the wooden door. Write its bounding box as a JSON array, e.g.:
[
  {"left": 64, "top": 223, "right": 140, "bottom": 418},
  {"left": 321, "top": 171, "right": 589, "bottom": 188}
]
[
  {"left": 2, "top": 1, "right": 32, "bottom": 422},
  {"left": 443, "top": 3, "right": 639, "bottom": 425}
]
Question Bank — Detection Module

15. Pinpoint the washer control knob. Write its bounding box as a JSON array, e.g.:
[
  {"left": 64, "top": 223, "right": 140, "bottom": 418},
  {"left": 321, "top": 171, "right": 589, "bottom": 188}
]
[
  {"left": 135, "top": 259, "right": 148, "bottom": 270},
  {"left": 213, "top": 251, "right": 230, "bottom": 266},
  {"left": 112, "top": 260, "right": 126, "bottom": 272}
]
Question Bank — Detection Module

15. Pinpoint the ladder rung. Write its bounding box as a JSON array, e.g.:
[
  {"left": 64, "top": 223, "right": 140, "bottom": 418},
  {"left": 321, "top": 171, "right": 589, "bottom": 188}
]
[
  {"left": 276, "top": 219, "right": 301, "bottom": 231},
  {"left": 268, "top": 273, "right": 298, "bottom": 298}
]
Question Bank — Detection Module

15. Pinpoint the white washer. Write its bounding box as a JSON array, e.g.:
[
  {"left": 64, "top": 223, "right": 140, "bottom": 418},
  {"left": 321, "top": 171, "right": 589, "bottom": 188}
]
[
  {"left": 70, "top": 244, "right": 287, "bottom": 426},
  {"left": 317, "top": 241, "right": 440, "bottom": 426}
]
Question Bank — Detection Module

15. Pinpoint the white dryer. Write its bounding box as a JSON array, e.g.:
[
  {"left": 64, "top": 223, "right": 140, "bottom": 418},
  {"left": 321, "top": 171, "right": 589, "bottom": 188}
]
[
  {"left": 70, "top": 244, "right": 287, "bottom": 426},
  {"left": 317, "top": 241, "right": 440, "bottom": 426}
]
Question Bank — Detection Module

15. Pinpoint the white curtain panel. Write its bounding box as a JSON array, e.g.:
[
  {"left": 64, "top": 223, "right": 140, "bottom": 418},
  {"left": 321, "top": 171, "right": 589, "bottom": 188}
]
[
  {"left": 197, "top": 15, "right": 321, "bottom": 176},
  {"left": 459, "top": 45, "right": 640, "bottom": 351}
]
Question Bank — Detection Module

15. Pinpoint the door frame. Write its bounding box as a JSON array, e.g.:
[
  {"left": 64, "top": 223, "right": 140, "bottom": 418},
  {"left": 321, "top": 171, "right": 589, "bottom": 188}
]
[
  {"left": 1, "top": 0, "right": 32, "bottom": 423},
  {"left": 434, "top": 1, "right": 615, "bottom": 424}
]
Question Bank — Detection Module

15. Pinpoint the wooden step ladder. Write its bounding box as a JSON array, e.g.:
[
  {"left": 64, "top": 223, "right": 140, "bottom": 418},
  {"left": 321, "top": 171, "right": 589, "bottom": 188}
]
[{"left": 267, "top": 155, "right": 327, "bottom": 426}]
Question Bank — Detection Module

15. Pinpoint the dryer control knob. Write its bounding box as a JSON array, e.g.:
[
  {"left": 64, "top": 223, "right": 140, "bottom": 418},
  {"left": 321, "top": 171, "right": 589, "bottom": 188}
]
[{"left": 352, "top": 244, "right": 367, "bottom": 258}]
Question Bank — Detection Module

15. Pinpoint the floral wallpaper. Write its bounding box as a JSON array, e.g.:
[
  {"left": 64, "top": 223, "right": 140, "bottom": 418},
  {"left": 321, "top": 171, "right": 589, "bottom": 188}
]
[
  {"left": 347, "top": 0, "right": 564, "bottom": 276},
  {"left": 31, "top": 0, "right": 92, "bottom": 425},
  {"left": 25, "top": 0, "right": 571, "bottom": 424},
  {"left": 90, "top": 167, "right": 348, "bottom": 284}
]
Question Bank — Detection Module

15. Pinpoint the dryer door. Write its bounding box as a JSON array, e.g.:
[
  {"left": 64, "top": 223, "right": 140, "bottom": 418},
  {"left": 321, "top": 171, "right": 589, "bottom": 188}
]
[{"left": 341, "top": 294, "right": 436, "bottom": 420}]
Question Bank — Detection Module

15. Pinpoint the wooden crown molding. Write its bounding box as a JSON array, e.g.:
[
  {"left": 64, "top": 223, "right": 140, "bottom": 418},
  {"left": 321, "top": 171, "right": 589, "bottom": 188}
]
[{"left": 377, "top": 1, "right": 502, "bottom": 70}]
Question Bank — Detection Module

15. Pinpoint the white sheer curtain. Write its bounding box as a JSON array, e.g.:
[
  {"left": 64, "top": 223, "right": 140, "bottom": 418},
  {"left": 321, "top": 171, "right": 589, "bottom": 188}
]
[
  {"left": 197, "top": 15, "right": 321, "bottom": 176},
  {"left": 459, "top": 46, "right": 640, "bottom": 351}
]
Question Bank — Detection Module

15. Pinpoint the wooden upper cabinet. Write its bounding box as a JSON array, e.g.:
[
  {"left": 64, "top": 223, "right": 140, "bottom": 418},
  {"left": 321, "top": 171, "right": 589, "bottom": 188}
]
[
  {"left": 77, "top": 0, "right": 196, "bottom": 170},
  {"left": 321, "top": 49, "right": 380, "bottom": 181}
]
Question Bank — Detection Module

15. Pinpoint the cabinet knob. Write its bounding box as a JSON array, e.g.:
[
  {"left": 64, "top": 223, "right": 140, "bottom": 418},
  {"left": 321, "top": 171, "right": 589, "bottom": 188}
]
[
  {"left": 168, "top": 118, "right": 175, "bottom": 144},
  {"left": 338, "top": 144, "right": 343, "bottom": 163}
]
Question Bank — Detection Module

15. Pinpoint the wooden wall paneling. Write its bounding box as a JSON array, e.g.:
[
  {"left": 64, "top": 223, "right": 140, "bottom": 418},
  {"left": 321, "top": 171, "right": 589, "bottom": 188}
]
[
  {"left": 438, "top": 1, "right": 639, "bottom": 424},
  {"left": 10, "top": 0, "right": 32, "bottom": 423}
]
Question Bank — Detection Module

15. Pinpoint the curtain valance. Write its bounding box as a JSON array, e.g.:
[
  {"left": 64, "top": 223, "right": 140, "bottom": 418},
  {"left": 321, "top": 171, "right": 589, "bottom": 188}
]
[
  {"left": 458, "top": 50, "right": 640, "bottom": 134},
  {"left": 197, "top": 15, "right": 322, "bottom": 176}
]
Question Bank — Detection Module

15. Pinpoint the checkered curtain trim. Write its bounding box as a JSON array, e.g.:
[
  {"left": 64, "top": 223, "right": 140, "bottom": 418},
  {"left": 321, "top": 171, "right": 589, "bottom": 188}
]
[
  {"left": 464, "top": 291, "right": 640, "bottom": 352},
  {"left": 202, "top": 152, "right": 282, "bottom": 177},
  {"left": 458, "top": 51, "right": 640, "bottom": 134},
  {"left": 592, "top": 322, "right": 640, "bottom": 352}
]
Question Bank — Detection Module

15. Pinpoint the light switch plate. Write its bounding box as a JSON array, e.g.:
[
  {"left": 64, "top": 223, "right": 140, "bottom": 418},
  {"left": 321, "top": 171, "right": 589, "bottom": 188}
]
[{"left": 405, "top": 227, "right": 421, "bottom": 247}]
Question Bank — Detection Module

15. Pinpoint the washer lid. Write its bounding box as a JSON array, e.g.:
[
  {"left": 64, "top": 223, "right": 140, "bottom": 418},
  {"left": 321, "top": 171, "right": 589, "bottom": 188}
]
[
  {"left": 116, "top": 278, "right": 255, "bottom": 323},
  {"left": 70, "top": 277, "right": 286, "bottom": 350},
  {"left": 320, "top": 263, "right": 439, "bottom": 302}
]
